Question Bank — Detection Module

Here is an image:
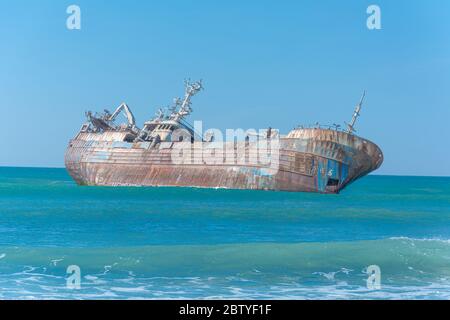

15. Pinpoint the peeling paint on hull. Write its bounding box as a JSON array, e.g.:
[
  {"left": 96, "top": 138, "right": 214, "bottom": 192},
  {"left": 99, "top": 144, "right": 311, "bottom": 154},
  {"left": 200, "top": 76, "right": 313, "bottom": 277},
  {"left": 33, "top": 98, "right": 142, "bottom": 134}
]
[{"left": 65, "top": 128, "right": 383, "bottom": 194}]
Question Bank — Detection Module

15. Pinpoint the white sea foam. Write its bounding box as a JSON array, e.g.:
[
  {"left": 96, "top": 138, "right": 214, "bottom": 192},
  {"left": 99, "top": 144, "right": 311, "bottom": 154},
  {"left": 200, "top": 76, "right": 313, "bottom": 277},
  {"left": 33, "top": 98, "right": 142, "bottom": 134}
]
[
  {"left": 389, "top": 237, "right": 450, "bottom": 244},
  {"left": 110, "top": 286, "right": 149, "bottom": 293},
  {"left": 313, "top": 268, "right": 355, "bottom": 281},
  {"left": 50, "top": 258, "right": 64, "bottom": 266},
  {"left": 1, "top": 272, "right": 450, "bottom": 300},
  {"left": 313, "top": 271, "right": 337, "bottom": 281}
]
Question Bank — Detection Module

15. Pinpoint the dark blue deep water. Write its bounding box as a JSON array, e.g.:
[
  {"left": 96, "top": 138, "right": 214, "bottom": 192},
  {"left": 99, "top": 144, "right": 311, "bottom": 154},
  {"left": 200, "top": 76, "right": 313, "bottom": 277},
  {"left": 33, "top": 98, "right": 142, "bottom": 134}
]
[{"left": 0, "top": 167, "right": 449, "bottom": 299}]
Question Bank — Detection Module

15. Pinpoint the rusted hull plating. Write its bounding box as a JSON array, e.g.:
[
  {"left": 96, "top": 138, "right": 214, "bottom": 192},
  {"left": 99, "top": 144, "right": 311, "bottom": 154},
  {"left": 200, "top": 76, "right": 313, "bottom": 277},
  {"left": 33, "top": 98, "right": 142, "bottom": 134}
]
[{"left": 65, "top": 128, "right": 383, "bottom": 194}]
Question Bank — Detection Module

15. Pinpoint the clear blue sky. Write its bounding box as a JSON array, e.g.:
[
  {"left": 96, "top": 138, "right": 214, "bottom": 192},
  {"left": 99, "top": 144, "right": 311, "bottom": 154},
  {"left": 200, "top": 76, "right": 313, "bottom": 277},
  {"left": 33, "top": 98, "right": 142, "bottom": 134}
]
[{"left": 0, "top": 0, "right": 449, "bottom": 176}]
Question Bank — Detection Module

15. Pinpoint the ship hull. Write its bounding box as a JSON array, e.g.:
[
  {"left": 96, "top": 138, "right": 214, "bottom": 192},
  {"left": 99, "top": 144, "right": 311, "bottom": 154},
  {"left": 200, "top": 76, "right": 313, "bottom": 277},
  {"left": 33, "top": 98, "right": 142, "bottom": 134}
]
[{"left": 65, "top": 129, "right": 383, "bottom": 194}]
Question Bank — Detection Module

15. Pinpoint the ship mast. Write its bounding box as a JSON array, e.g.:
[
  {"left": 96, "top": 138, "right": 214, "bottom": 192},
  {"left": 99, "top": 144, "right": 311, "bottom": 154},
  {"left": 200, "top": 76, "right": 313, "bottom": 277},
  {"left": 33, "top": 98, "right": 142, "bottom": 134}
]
[
  {"left": 170, "top": 80, "right": 203, "bottom": 121},
  {"left": 346, "top": 91, "right": 366, "bottom": 134}
]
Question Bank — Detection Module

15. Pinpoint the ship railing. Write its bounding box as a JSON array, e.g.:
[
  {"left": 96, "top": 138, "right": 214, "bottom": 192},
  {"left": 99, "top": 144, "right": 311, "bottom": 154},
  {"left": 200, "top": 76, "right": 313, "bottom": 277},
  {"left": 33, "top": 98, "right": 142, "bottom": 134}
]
[{"left": 294, "top": 124, "right": 346, "bottom": 132}]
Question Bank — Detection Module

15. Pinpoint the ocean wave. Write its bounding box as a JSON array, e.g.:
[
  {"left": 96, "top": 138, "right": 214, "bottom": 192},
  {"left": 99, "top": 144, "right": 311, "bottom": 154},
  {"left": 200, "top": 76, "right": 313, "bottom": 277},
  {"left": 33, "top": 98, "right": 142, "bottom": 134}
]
[
  {"left": 1, "top": 239, "right": 449, "bottom": 275},
  {"left": 389, "top": 237, "right": 450, "bottom": 244},
  {"left": 1, "top": 239, "right": 450, "bottom": 299}
]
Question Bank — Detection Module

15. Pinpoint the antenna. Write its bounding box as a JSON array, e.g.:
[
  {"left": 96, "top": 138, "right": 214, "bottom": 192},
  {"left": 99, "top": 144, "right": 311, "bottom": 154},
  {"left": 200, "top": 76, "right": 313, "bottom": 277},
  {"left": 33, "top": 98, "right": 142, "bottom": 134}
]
[
  {"left": 170, "top": 79, "right": 203, "bottom": 121},
  {"left": 346, "top": 91, "right": 366, "bottom": 134}
]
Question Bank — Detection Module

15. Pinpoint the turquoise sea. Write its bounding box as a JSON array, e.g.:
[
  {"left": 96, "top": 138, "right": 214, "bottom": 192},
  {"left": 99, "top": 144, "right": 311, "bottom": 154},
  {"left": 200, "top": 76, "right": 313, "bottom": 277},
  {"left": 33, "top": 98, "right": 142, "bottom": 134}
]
[{"left": 0, "top": 167, "right": 449, "bottom": 300}]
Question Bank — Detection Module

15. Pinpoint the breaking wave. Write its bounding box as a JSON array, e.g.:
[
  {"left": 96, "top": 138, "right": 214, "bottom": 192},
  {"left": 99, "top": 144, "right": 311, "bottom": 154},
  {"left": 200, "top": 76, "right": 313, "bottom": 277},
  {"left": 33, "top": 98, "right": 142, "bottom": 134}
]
[{"left": 1, "top": 238, "right": 450, "bottom": 299}]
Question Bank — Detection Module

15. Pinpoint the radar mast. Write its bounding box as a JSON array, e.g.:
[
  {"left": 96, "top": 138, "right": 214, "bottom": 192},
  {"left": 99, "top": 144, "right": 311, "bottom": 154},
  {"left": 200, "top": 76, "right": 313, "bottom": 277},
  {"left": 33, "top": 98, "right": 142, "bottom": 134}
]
[
  {"left": 169, "top": 80, "right": 203, "bottom": 121},
  {"left": 346, "top": 91, "right": 366, "bottom": 134}
]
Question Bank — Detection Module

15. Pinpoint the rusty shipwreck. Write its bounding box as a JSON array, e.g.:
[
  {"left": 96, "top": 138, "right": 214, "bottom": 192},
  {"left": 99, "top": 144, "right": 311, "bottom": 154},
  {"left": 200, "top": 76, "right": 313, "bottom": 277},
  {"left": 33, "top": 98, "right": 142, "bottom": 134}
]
[{"left": 65, "top": 80, "right": 383, "bottom": 193}]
